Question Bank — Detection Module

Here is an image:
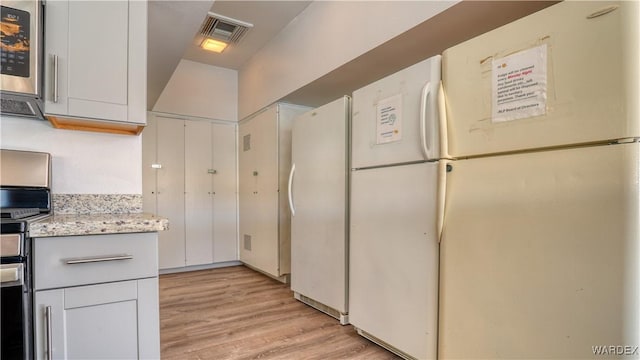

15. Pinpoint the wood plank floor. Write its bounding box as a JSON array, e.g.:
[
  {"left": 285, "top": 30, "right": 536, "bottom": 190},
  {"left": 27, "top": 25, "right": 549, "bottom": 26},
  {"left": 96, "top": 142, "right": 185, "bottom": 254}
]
[{"left": 159, "top": 265, "right": 402, "bottom": 359}]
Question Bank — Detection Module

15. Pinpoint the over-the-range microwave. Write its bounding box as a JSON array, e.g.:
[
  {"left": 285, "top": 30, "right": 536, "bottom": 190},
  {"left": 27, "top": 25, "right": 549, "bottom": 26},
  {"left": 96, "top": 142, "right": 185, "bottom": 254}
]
[{"left": 0, "top": 0, "right": 45, "bottom": 120}]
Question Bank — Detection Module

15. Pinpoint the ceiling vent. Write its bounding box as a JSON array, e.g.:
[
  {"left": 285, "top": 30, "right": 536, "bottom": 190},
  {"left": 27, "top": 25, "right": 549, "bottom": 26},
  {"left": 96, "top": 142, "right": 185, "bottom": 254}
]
[{"left": 200, "top": 12, "right": 253, "bottom": 44}]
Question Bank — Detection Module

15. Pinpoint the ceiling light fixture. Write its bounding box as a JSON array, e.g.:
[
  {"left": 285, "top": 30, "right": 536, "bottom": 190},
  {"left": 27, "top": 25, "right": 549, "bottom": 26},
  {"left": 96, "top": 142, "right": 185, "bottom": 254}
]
[{"left": 201, "top": 38, "right": 228, "bottom": 53}]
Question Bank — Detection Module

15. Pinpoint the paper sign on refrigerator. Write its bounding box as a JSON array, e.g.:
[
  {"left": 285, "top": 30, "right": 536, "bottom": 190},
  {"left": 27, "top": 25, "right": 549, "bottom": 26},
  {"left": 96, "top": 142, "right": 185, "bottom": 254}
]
[
  {"left": 492, "top": 45, "right": 547, "bottom": 123},
  {"left": 376, "top": 94, "right": 403, "bottom": 144}
]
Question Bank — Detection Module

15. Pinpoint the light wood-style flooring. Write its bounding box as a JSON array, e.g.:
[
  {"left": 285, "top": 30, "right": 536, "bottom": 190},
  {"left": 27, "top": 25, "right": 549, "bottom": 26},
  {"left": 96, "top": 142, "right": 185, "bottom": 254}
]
[{"left": 159, "top": 265, "right": 401, "bottom": 359}]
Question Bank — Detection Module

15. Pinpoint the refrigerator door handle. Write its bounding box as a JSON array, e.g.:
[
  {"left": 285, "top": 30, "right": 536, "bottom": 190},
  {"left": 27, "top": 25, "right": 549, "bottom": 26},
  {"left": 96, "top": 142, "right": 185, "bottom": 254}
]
[
  {"left": 437, "top": 160, "right": 449, "bottom": 243},
  {"left": 420, "top": 81, "right": 432, "bottom": 160},
  {"left": 438, "top": 81, "right": 450, "bottom": 159},
  {"left": 288, "top": 163, "right": 296, "bottom": 216}
]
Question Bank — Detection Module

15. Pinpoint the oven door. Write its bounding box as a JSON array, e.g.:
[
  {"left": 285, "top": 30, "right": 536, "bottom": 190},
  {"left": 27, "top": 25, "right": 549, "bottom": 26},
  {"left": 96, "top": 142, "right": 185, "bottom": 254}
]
[{"left": 1, "top": 263, "right": 31, "bottom": 360}]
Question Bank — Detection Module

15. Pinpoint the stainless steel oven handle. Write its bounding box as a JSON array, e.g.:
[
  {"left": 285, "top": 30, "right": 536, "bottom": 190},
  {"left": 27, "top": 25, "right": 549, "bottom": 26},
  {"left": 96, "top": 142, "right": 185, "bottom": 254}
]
[
  {"left": 52, "top": 54, "right": 59, "bottom": 103},
  {"left": 45, "top": 306, "right": 53, "bottom": 360},
  {"left": 0, "top": 264, "right": 23, "bottom": 285},
  {"left": 64, "top": 254, "right": 133, "bottom": 265}
]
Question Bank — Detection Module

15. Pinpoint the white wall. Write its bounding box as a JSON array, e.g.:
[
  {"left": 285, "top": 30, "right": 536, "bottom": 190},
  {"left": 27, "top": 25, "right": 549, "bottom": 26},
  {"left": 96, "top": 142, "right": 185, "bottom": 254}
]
[
  {"left": 238, "top": 0, "right": 457, "bottom": 119},
  {"left": 0, "top": 116, "right": 142, "bottom": 194},
  {"left": 153, "top": 59, "right": 238, "bottom": 121}
]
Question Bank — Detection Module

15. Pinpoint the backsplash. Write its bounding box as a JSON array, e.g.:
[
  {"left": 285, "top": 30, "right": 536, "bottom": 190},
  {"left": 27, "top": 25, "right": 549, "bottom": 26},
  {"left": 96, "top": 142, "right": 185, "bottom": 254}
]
[{"left": 53, "top": 194, "right": 143, "bottom": 214}]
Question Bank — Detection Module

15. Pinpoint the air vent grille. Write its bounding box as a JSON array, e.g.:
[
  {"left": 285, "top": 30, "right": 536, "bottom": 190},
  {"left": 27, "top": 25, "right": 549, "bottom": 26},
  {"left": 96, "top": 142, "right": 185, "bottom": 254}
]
[
  {"left": 1, "top": 98, "right": 36, "bottom": 117},
  {"left": 295, "top": 293, "right": 342, "bottom": 320},
  {"left": 200, "top": 12, "right": 253, "bottom": 44},
  {"left": 243, "top": 234, "right": 252, "bottom": 251},
  {"left": 243, "top": 134, "right": 251, "bottom": 151},
  {"left": 356, "top": 328, "right": 414, "bottom": 359}
]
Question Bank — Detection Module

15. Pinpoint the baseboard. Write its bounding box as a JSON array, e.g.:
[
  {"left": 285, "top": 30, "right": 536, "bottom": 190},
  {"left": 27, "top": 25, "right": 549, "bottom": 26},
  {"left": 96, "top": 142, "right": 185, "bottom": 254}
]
[{"left": 159, "top": 261, "right": 242, "bottom": 275}]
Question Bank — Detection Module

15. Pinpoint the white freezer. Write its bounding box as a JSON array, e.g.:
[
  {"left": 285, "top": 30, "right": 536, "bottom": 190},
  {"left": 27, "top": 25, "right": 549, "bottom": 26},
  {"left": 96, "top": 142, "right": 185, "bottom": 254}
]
[
  {"left": 352, "top": 55, "right": 442, "bottom": 168},
  {"left": 349, "top": 162, "right": 442, "bottom": 359},
  {"left": 289, "top": 96, "right": 350, "bottom": 321},
  {"left": 442, "top": 0, "right": 640, "bottom": 158},
  {"left": 439, "top": 142, "right": 640, "bottom": 359}
]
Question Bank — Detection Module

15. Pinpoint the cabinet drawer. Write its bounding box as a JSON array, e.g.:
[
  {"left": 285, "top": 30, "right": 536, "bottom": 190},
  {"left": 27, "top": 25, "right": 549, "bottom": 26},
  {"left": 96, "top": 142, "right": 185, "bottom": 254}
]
[{"left": 33, "top": 233, "right": 158, "bottom": 290}]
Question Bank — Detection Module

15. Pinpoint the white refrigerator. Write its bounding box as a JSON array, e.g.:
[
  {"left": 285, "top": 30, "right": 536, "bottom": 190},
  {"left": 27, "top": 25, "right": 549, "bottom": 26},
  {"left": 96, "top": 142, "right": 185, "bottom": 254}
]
[
  {"left": 349, "top": 55, "right": 444, "bottom": 359},
  {"left": 289, "top": 96, "right": 351, "bottom": 324},
  {"left": 439, "top": 1, "right": 640, "bottom": 359}
]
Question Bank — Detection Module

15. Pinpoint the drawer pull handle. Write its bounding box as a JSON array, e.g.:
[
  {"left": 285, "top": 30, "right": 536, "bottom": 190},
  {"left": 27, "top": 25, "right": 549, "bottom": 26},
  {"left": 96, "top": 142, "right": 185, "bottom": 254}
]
[
  {"left": 45, "top": 306, "right": 53, "bottom": 360},
  {"left": 52, "top": 54, "right": 59, "bottom": 103},
  {"left": 64, "top": 254, "right": 133, "bottom": 265}
]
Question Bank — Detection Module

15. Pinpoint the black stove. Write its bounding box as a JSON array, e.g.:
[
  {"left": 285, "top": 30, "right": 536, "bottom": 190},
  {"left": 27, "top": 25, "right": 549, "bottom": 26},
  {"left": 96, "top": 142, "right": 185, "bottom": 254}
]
[
  {"left": 1, "top": 188, "right": 51, "bottom": 236},
  {"left": 0, "top": 190, "right": 51, "bottom": 360},
  {"left": 1, "top": 149, "right": 52, "bottom": 360}
]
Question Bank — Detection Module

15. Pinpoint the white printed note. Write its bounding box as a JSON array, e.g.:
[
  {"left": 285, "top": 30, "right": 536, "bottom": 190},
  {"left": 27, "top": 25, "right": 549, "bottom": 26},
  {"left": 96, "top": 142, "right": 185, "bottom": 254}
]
[
  {"left": 376, "top": 94, "right": 402, "bottom": 144},
  {"left": 492, "top": 45, "right": 547, "bottom": 122}
]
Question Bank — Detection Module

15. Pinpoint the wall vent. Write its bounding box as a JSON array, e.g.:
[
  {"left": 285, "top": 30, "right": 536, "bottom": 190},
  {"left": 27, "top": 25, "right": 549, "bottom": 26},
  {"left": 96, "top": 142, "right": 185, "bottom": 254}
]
[
  {"left": 243, "top": 234, "right": 252, "bottom": 251},
  {"left": 200, "top": 12, "right": 253, "bottom": 44},
  {"left": 243, "top": 134, "right": 251, "bottom": 151}
]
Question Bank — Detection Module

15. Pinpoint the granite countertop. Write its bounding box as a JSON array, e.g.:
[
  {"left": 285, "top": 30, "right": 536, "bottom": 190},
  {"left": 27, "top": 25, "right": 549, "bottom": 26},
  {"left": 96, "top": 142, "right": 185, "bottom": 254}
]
[{"left": 29, "top": 213, "right": 169, "bottom": 237}]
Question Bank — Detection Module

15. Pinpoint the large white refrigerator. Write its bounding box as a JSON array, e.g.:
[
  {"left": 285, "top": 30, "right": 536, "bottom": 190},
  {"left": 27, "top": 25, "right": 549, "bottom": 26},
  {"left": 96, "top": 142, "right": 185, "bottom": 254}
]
[
  {"left": 439, "top": 1, "right": 640, "bottom": 359},
  {"left": 289, "top": 96, "right": 351, "bottom": 324},
  {"left": 349, "top": 55, "right": 444, "bottom": 359}
]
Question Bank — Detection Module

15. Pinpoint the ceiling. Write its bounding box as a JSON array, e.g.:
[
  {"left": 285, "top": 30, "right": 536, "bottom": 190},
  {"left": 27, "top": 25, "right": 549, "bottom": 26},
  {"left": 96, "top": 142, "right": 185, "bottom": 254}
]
[
  {"left": 183, "top": 1, "right": 312, "bottom": 70},
  {"left": 147, "top": 1, "right": 557, "bottom": 113},
  {"left": 281, "top": 1, "right": 559, "bottom": 108},
  {"left": 147, "top": 0, "right": 311, "bottom": 111}
]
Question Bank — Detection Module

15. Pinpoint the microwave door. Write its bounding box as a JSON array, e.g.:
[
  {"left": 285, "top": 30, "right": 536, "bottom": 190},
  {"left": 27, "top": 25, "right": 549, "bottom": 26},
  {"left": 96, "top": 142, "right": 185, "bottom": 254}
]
[{"left": 1, "top": 1, "right": 42, "bottom": 97}]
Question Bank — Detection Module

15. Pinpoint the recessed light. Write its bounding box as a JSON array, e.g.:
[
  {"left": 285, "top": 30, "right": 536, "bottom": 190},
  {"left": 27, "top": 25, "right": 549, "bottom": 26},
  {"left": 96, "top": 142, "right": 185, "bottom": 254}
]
[{"left": 201, "top": 38, "right": 228, "bottom": 53}]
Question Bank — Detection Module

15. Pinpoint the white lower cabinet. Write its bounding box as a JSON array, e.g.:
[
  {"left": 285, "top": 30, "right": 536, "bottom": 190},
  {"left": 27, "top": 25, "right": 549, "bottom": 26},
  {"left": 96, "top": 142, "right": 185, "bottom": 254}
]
[
  {"left": 32, "top": 233, "right": 160, "bottom": 360},
  {"left": 34, "top": 279, "right": 159, "bottom": 360}
]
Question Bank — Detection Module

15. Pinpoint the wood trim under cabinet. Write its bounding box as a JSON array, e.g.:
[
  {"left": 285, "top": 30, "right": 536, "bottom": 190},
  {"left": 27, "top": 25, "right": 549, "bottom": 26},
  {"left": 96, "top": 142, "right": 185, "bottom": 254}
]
[{"left": 47, "top": 115, "right": 145, "bottom": 136}]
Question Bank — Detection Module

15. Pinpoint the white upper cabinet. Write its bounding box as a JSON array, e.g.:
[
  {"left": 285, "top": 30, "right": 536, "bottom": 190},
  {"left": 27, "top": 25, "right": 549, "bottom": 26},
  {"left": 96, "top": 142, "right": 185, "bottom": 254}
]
[{"left": 43, "top": 0, "right": 147, "bottom": 126}]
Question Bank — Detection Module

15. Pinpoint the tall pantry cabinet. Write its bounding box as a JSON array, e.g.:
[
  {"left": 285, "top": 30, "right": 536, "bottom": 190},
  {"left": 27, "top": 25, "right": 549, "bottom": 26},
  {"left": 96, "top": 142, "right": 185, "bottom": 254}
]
[
  {"left": 238, "top": 103, "right": 310, "bottom": 281},
  {"left": 143, "top": 113, "right": 237, "bottom": 270}
]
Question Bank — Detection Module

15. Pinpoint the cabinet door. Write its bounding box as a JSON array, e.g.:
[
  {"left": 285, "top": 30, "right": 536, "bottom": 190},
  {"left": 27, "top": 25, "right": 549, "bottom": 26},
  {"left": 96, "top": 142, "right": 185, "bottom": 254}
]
[
  {"left": 238, "top": 119, "right": 257, "bottom": 264},
  {"left": 212, "top": 123, "right": 238, "bottom": 262},
  {"left": 157, "top": 119, "right": 186, "bottom": 269},
  {"left": 43, "top": 0, "right": 69, "bottom": 115},
  {"left": 34, "top": 279, "right": 159, "bottom": 360},
  {"left": 185, "top": 120, "right": 214, "bottom": 266},
  {"left": 43, "top": 0, "right": 146, "bottom": 124},
  {"left": 239, "top": 109, "right": 280, "bottom": 276},
  {"left": 68, "top": 1, "right": 128, "bottom": 116},
  {"left": 142, "top": 116, "right": 158, "bottom": 215},
  {"left": 126, "top": 0, "right": 147, "bottom": 124},
  {"left": 254, "top": 110, "right": 280, "bottom": 276}
]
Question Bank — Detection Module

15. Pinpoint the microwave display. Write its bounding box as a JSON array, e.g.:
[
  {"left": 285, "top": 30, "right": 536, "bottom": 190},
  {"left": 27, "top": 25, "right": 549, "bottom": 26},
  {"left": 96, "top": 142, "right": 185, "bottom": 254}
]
[{"left": 0, "top": 6, "right": 30, "bottom": 78}]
